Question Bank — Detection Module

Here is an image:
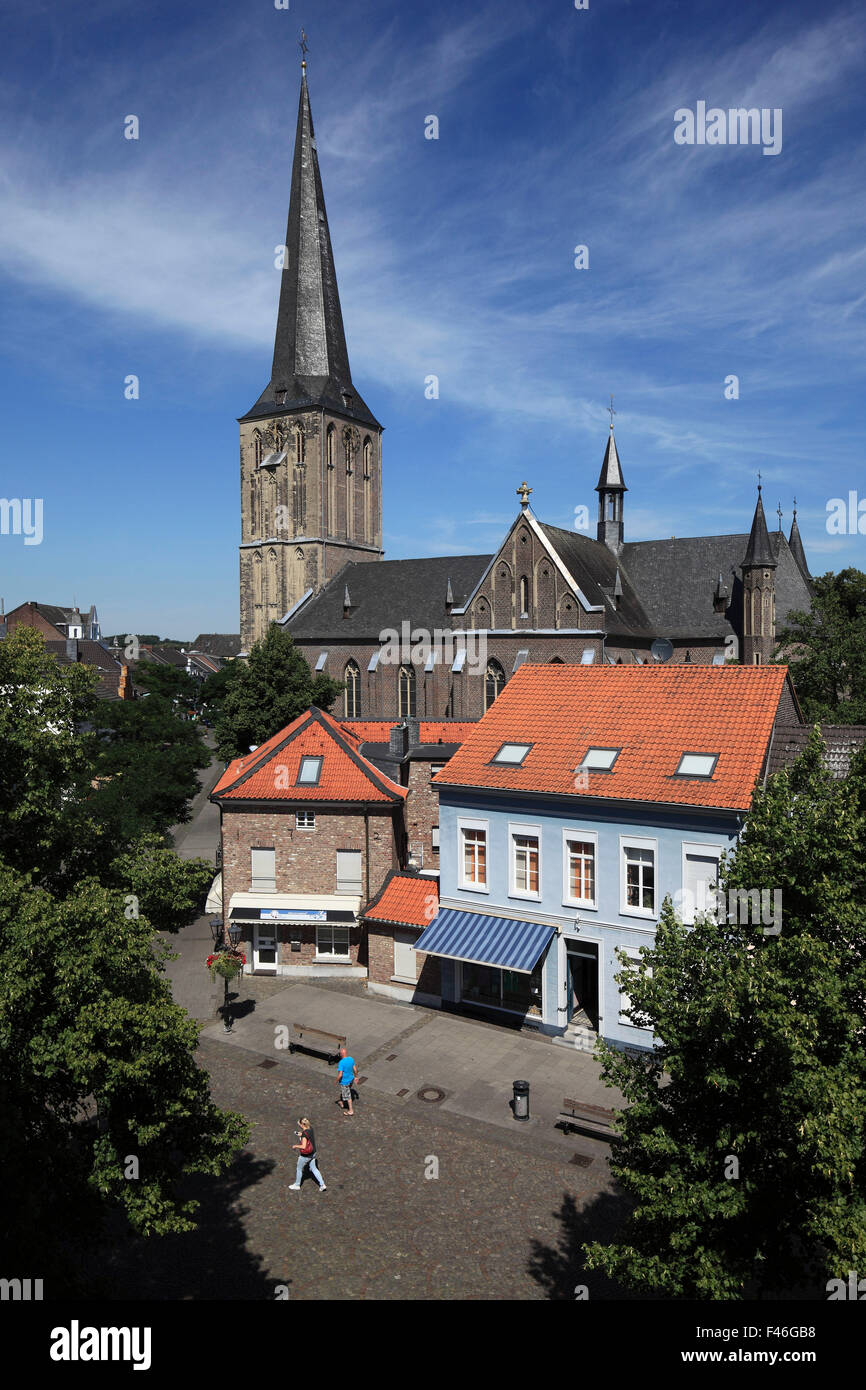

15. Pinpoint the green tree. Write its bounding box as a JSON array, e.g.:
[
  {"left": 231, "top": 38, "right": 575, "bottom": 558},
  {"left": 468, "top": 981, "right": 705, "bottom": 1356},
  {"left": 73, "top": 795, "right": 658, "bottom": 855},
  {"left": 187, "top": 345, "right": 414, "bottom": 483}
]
[
  {"left": 0, "top": 861, "right": 248, "bottom": 1278},
  {"left": 583, "top": 731, "right": 866, "bottom": 1298},
  {"left": 199, "top": 660, "right": 240, "bottom": 720},
  {"left": 215, "top": 624, "right": 342, "bottom": 759},
  {"left": 775, "top": 568, "right": 866, "bottom": 723},
  {"left": 90, "top": 671, "right": 211, "bottom": 842}
]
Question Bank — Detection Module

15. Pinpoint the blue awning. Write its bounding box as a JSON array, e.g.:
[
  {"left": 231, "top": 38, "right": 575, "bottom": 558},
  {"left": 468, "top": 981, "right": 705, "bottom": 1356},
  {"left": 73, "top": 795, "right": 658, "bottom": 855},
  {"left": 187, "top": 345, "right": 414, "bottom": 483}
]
[{"left": 415, "top": 908, "right": 554, "bottom": 974}]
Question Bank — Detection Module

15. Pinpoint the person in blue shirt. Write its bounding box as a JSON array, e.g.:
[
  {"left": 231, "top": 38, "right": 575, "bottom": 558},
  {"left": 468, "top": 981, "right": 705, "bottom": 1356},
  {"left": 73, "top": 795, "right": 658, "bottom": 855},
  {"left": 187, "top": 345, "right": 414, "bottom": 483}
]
[{"left": 336, "top": 1046, "right": 357, "bottom": 1116}]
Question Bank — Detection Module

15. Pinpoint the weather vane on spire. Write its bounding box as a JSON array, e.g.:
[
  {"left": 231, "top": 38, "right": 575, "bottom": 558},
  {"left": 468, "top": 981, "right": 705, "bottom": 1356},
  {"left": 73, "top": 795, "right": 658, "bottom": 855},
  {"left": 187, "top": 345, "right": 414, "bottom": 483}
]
[
  {"left": 757, "top": 470, "right": 762, "bottom": 494},
  {"left": 776, "top": 501, "right": 783, "bottom": 530},
  {"left": 299, "top": 28, "right": 309, "bottom": 69},
  {"left": 608, "top": 394, "right": 616, "bottom": 431}
]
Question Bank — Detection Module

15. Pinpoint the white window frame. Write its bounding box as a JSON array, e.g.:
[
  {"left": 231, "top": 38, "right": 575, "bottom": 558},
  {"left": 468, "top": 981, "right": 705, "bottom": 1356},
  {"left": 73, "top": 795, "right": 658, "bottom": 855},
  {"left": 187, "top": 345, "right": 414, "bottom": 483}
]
[
  {"left": 680, "top": 842, "right": 722, "bottom": 925},
  {"left": 509, "top": 821, "right": 542, "bottom": 901},
  {"left": 620, "top": 835, "right": 657, "bottom": 919},
  {"left": 432, "top": 826, "right": 440, "bottom": 850},
  {"left": 458, "top": 816, "right": 489, "bottom": 893},
  {"left": 250, "top": 846, "right": 276, "bottom": 894},
  {"left": 335, "top": 849, "right": 362, "bottom": 895},
  {"left": 316, "top": 923, "right": 351, "bottom": 960},
  {"left": 562, "top": 828, "right": 598, "bottom": 909},
  {"left": 618, "top": 945, "right": 651, "bottom": 1027},
  {"left": 296, "top": 810, "right": 316, "bottom": 830}
]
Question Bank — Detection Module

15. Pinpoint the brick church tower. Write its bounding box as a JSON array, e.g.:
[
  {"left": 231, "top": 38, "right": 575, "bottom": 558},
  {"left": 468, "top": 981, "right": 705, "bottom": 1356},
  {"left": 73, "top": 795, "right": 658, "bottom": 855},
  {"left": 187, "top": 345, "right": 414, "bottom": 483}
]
[
  {"left": 740, "top": 485, "right": 777, "bottom": 665},
  {"left": 239, "top": 59, "right": 383, "bottom": 652}
]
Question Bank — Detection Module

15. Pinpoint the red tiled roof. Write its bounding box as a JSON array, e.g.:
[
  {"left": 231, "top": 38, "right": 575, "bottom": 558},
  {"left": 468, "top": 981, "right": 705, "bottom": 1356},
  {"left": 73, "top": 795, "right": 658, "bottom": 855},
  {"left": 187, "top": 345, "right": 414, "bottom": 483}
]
[
  {"left": 363, "top": 872, "right": 439, "bottom": 928},
  {"left": 433, "top": 664, "right": 792, "bottom": 811},
  {"left": 212, "top": 707, "right": 408, "bottom": 803},
  {"left": 343, "top": 720, "right": 476, "bottom": 745}
]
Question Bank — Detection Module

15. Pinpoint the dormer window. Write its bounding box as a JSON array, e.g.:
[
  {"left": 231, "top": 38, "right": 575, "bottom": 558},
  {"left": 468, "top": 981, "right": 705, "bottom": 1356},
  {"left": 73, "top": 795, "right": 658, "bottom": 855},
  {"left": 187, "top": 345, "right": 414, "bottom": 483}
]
[
  {"left": 490, "top": 742, "right": 532, "bottom": 766},
  {"left": 297, "top": 756, "right": 323, "bottom": 786},
  {"left": 580, "top": 747, "right": 620, "bottom": 772},
  {"left": 675, "top": 752, "right": 718, "bottom": 778}
]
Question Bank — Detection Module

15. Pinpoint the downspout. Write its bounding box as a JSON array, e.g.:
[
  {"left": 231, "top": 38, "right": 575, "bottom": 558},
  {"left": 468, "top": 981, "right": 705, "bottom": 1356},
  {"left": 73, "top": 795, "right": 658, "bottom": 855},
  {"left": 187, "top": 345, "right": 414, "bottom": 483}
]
[{"left": 365, "top": 808, "right": 371, "bottom": 902}]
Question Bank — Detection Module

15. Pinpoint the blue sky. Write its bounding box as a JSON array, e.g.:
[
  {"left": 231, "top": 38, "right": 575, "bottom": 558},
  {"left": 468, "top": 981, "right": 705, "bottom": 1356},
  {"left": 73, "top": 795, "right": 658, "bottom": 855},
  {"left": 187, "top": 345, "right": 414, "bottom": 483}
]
[{"left": 1, "top": 0, "right": 864, "bottom": 639}]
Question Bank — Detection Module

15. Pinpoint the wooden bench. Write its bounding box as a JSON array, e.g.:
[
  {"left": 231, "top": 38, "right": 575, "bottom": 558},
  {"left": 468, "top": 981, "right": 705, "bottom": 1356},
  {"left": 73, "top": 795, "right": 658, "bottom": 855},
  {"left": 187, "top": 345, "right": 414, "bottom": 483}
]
[
  {"left": 556, "top": 1097, "right": 617, "bottom": 1139},
  {"left": 288, "top": 1022, "right": 347, "bottom": 1065}
]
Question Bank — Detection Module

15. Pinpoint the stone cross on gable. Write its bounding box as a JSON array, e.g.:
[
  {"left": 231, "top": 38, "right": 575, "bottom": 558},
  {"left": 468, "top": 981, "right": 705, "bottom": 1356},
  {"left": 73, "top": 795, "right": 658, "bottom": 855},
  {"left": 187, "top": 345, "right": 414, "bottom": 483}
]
[{"left": 517, "top": 481, "right": 532, "bottom": 509}]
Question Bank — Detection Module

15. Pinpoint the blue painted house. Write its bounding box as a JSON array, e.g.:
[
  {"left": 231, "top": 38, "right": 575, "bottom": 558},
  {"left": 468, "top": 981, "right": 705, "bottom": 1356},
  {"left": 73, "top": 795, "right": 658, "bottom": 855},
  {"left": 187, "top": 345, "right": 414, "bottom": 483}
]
[{"left": 415, "top": 662, "right": 799, "bottom": 1049}]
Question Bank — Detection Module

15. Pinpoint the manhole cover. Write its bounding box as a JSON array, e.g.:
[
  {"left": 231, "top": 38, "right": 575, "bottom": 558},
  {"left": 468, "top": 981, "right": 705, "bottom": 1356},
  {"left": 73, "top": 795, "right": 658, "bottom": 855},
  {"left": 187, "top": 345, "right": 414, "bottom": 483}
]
[
  {"left": 416, "top": 1086, "right": 446, "bottom": 1103},
  {"left": 258, "top": 1059, "right": 278, "bottom": 1070},
  {"left": 570, "top": 1152, "right": 593, "bottom": 1168}
]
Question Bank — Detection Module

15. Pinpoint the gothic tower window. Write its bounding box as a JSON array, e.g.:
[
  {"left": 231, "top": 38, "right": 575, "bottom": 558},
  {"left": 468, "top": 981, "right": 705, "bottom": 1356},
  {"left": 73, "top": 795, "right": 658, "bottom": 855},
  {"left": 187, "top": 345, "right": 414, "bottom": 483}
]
[
  {"left": 293, "top": 461, "right": 306, "bottom": 532},
  {"left": 252, "top": 430, "right": 263, "bottom": 468},
  {"left": 362, "top": 437, "right": 372, "bottom": 542},
  {"left": 519, "top": 576, "right": 529, "bottom": 618},
  {"left": 327, "top": 424, "right": 336, "bottom": 468},
  {"left": 485, "top": 659, "right": 505, "bottom": 711},
  {"left": 295, "top": 425, "right": 305, "bottom": 463},
  {"left": 344, "top": 660, "right": 360, "bottom": 718},
  {"left": 398, "top": 665, "right": 416, "bottom": 718}
]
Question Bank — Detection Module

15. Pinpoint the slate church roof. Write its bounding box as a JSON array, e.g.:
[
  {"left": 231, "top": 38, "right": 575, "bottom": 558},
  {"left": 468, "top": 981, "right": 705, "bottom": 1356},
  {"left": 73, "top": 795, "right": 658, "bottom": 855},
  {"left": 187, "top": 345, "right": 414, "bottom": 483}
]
[{"left": 285, "top": 555, "right": 491, "bottom": 639}]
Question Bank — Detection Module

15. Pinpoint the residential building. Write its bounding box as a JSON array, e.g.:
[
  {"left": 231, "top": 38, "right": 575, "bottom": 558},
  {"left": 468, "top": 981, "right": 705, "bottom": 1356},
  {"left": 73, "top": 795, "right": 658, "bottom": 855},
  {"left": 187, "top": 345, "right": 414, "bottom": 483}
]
[
  {"left": 211, "top": 707, "right": 406, "bottom": 976},
  {"left": 409, "top": 662, "right": 801, "bottom": 1050},
  {"left": 2, "top": 600, "right": 101, "bottom": 642}
]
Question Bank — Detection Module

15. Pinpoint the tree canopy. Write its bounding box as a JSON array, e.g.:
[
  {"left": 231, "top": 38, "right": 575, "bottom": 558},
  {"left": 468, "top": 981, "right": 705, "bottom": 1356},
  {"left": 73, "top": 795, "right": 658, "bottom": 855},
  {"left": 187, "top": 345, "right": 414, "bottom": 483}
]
[
  {"left": 776, "top": 568, "right": 866, "bottom": 723},
  {"left": 214, "top": 624, "right": 343, "bottom": 759},
  {"left": 583, "top": 729, "right": 866, "bottom": 1299},
  {"left": 0, "top": 625, "right": 247, "bottom": 1283}
]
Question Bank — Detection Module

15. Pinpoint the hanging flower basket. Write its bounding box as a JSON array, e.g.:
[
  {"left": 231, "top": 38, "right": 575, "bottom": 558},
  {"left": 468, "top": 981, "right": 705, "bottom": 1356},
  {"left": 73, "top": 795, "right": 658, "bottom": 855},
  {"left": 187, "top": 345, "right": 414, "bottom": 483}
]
[{"left": 206, "top": 950, "right": 246, "bottom": 982}]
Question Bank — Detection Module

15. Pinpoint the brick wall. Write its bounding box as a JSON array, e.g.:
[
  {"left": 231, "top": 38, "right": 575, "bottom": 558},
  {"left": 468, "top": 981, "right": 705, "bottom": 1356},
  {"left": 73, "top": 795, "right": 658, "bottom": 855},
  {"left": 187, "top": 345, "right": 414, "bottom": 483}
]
[{"left": 366, "top": 920, "right": 441, "bottom": 999}]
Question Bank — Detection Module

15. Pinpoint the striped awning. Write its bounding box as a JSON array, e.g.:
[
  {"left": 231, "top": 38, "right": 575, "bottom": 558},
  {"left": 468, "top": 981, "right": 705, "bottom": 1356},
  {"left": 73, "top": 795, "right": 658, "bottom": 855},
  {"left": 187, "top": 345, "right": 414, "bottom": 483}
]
[{"left": 415, "top": 908, "right": 554, "bottom": 974}]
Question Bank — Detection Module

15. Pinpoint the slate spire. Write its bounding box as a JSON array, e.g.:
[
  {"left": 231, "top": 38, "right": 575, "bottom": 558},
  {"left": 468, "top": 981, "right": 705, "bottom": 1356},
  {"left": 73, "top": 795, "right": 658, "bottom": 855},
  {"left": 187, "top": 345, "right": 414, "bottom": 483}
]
[
  {"left": 595, "top": 418, "right": 627, "bottom": 553},
  {"left": 788, "top": 501, "right": 810, "bottom": 580},
  {"left": 741, "top": 485, "right": 777, "bottom": 569},
  {"left": 243, "top": 71, "right": 378, "bottom": 427}
]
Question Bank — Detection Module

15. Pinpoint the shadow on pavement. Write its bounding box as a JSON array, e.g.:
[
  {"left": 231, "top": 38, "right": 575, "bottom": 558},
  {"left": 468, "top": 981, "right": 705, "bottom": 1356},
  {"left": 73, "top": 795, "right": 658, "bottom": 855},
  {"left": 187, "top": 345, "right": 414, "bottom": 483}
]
[
  {"left": 527, "top": 1188, "right": 648, "bottom": 1301},
  {"left": 75, "top": 1149, "right": 277, "bottom": 1301}
]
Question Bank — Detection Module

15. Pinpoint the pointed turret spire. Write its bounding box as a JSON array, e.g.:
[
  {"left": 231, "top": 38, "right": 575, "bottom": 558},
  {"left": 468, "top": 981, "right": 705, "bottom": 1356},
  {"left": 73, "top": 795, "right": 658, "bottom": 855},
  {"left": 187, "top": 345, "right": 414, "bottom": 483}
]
[
  {"left": 741, "top": 484, "right": 777, "bottom": 569},
  {"left": 595, "top": 406, "right": 627, "bottom": 553},
  {"left": 788, "top": 499, "right": 810, "bottom": 580},
  {"left": 242, "top": 67, "right": 378, "bottom": 428}
]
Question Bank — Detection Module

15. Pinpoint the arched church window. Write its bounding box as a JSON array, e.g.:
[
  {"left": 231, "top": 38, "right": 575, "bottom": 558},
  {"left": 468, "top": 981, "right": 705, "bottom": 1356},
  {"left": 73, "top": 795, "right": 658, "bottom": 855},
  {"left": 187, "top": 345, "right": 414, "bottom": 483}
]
[
  {"left": 295, "top": 426, "right": 305, "bottom": 463},
  {"left": 519, "top": 576, "right": 529, "bottom": 617},
  {"left": 327, "top": 425, "right": 336, "bottom": 468},
  {"left": 252, "top": 431, "right": 263, "bottom": 468},
  {"left": 485, "top": 660, "right": 505, "bottom": 711},
  {"left": 362, "top": 437, "right": 372, "bottom": 477},
  {"left": 344, "top": 660, "right": 360, "bottom": 719},
  {"left": 398, "top": 665, "right": 416, "bottom": 718}
]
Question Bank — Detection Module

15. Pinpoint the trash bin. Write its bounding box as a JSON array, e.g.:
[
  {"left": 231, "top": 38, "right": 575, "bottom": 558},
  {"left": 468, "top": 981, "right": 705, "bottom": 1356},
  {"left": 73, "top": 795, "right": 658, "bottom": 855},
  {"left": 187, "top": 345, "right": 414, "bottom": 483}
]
[{"left": 513, "top": 1079, "right": 530, "bottom": 1121}]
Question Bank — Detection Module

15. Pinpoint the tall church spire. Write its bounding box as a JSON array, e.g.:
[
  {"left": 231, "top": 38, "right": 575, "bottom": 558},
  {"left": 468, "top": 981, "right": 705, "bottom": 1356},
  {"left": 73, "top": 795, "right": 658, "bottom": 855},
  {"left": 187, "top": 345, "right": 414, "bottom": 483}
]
[{"left": 242, "top": 68, "right": 378, "bottom": 429}]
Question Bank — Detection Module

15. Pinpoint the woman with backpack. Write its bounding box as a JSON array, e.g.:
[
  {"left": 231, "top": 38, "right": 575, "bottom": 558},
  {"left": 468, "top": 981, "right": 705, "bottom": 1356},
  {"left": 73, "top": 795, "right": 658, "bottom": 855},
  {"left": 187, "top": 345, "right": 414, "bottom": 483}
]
[{"left": 289, "top": 1117, "right": 326, "bottom": 1192}]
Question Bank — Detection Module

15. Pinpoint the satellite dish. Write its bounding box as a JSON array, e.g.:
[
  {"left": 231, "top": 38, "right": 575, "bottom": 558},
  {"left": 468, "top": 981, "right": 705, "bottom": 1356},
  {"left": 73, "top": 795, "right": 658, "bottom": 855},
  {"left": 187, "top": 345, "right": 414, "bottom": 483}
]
[{"left": 650, "top": 638, "right": 674, "bottom": 663}]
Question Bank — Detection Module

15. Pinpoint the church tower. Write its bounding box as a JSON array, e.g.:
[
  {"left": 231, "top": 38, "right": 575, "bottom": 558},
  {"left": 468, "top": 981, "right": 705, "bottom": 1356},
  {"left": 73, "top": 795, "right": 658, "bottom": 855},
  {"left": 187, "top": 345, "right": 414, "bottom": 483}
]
[
  {"left": 595, "top": 417, "right": 627, "bottom": 554},
  {"left": 239, "top": 57, "right": 383, "bottom": 652},
  {"left": 740, "top": 485, "right": 777, "bottom": 665}
]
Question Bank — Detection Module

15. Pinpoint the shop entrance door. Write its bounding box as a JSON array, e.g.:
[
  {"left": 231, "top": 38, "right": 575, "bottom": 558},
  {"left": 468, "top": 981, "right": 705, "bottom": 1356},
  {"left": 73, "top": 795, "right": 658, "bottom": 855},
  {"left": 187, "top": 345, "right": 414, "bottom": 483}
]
[
  {"left": 253, "top": 924, "right": 278, "bottom": 975},
  {"left": 566, "top": 944, "right": 599, "bottom": 1030}
]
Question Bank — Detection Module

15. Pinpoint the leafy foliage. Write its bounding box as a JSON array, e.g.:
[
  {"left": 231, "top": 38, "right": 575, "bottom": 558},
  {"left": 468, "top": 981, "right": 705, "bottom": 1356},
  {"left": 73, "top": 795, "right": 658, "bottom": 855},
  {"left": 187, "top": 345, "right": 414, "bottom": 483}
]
[
  {"left": 0, "top": 625, "right": 247, "bottom": 1275},
  {"left": 583, "top": 730, "right": 866, "bottom": 1298},
  {"left": 776, "top": 568, "right": 866, "bottom": 723},
  {"left": 215, "top": 624, "right": 343, "bottom": 759}
]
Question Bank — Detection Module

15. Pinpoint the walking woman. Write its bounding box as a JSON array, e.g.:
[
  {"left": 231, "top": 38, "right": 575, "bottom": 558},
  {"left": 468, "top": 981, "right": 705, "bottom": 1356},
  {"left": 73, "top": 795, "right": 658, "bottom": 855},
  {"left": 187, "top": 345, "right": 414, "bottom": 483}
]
[{"left": 289, "top": 1117, "right": 326, "bottom": 1192}]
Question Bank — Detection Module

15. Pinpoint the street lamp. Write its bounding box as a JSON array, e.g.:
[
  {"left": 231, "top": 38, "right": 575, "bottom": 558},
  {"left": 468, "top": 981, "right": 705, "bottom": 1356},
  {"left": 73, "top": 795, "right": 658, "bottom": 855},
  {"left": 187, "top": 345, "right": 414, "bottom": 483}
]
[{"left": 209, "top": 918, "right": 243, "bottom": 1033}]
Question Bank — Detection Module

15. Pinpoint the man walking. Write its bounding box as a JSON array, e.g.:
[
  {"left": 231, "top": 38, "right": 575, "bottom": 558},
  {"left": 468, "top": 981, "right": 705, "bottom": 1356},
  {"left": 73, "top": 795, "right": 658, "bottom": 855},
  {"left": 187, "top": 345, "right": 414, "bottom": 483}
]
[
  {"left": 289, "top": 1117, "right": 326, "bottom": 1192},
  {"left": 336, "top": 1045, "right": 357, "bottom": 1116}
]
